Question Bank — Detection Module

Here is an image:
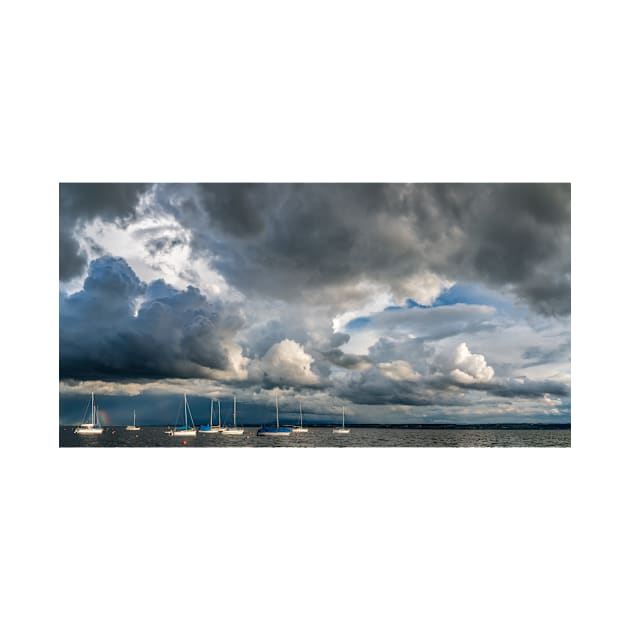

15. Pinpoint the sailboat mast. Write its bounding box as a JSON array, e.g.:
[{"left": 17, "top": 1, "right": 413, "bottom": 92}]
[
  {"left": 218, "top": 400, "right": 221, "bottom": 427},
  {"left": 184, "top": 393, "right": 188, "bottom": 428},
  {"left": 210, "top": 399, "right": 214, "bottom": 427},
  {"left": 133, "top": 409, "right": 136, "bottom": 427},
  {"left": 342, "top": 406, "right": 345, "bottom": 429},
  {"left": 233, "top": 395, "right": 236, "bottom": 427},
  {"left": 91, "top": 392, "right": 95, "bottom": 425},
  {"left": 276, "top": 393, "right": 279, "bottom": 428},
  {"left": 299, "top": 400, "right": 303, "bottom": 428}
]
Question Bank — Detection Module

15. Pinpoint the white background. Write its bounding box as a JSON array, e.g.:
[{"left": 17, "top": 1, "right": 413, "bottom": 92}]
[{"left": 2, "top": 1, "right": 629, "bottom": 629}]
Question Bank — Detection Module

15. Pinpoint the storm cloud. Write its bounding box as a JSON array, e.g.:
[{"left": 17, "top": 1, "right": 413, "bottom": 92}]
[
  {"left": 59, "top": 183, "right": 150, "bottom": 281},
  {"left": 153, "top": 183, "right": 570, "bottom": 316},
  {"left": 60, "top": 256, "right": 246, "bottom": 381}
]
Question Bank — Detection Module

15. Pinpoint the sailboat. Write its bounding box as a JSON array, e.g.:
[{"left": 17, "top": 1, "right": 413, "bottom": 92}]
[
  {"left": 258, "top": 393, "right": 292, "bottom": 436},
  {"left": 332, "top": 406, "right": 351, "bottom": 434},
  {"left": 125, "top": 408, "right": 141, "bottom": 431},
  {"left": 199, "top": 399, "right": 223, "bottom": 433},
  {"left": 74, "top": 392, "right": 105, "bottom": 435},
  {"left": 291, "top": 400, "right": 308, "bottom": 433},
  {"left": 222, "top": 396, "right": 244, "bottom": 435},
  {"left": 167, "top": 393, "right": 197, "bottom": 437}
]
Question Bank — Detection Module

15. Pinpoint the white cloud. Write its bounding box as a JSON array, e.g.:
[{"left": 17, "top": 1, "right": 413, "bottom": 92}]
[
  {"left": 449, "top": 342, "right": 495, "bottom": 384},
  {"left": 390, "top": 271, "right": 454, "bottom": 305},
  {"left": 76, "top": 211, "right": 237, "bottom": 301},
  {"left": 207, "top": 340, "right": 250, "bottom": 381},
  {"left": 59, "top": 380, "right": 146, "bottom": 396},
  {"left": 249, "top": 339, "right": 319, "bottom": 386},
  {"left": 378, "top": 360, "right": 421, "bottom": 382},
  {"left": 332, "top": 285, "right": 392, "bottom": 332}
]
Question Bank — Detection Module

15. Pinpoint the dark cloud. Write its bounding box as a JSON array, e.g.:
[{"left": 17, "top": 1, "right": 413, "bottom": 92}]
[
  {"left": 241, "top": 318, "right": 309, "bottom": 359},
  {"left": 59, "top": 183, "right": 150, "bottom": 281},
  {"left": 329, "top": 332, "right": 350, "bottom": 347},
  {"left": 335, "top": 370, "right": 428, "bottom": 406},
  {"left": 320, "top": 348, "right": 371, "bottom": 370},
  {"left": 146, "top": 236, "right": 186, "bottom": 257},
  {"left": 522, "top": 340, "right": 571, "bottom": 366},
  {"left": 463, "top": 184, "right": 571, "bottom": 316},
  {"left": 60, "top": 256, "right": 243, "bottom": 380},
  {"left": 358, "top": 303, "right": 498, "bottom": 341},
  {"left": 59, "top": 228, "right": 87, "bottom": 280},
  {"left": 335, "top": 363, "right": 569, "bottom": 407},
  {"left": 314, "top": 331, "right": 370, "bottom": 370},
  {"left": 195, "top": 184, "right": 280, "bottom": 237},
  {"left": 368, "top": 336, "right": 434, "bottom": 372},
  {"left": 157, "top": 183, "right": 570, "bottom": 316},
  {"left": 60, "top": 184, "right": 570, "bottom": 314},
  {"left": 474, "top": 378, "right": 570, "bottom": 399}
]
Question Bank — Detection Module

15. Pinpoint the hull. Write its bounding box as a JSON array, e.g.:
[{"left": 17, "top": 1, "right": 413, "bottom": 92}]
[
  {"left": 222, "top": 428, "right": 244, "bottom": 435},
  {"left": 75, "top": 427, "right": 104, "bottom": 435},
  {"left": 292, "top": 427, "right": 309, "bottom": 433},
  {"left": 199, "top": 427, "right": 223, "bottom": 434},
  {"left": 332, "top": 428, "right": 351, "bottom": 434},
  {"left": 171, "top": 429, "right": 197, "bottom": 436},
  {"left": 125, "top": 426, "right": 141, "bottom": 431},
  {"left": 258, "top": 429, "right": 292, "bottom": 436}
]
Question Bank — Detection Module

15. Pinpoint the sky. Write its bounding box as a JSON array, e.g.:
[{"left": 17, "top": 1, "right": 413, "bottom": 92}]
[{"left": 59, "top": 183, "right": 570, "bottom": 426}]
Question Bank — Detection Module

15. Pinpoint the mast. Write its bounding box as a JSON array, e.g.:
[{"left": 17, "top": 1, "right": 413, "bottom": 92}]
[
  {"left": 185, "top": 394, "right": 195, "bottom": 428},
  {"left": 233, "top": 395, "right": 237, "bottom": 427},
  {"left": 299, "top": 400, "right": 303, "bottom": 428},
  {"left": 342, "top": 406, "right": 345, "bottom": 429},
  {"left": 184, "top": 393, "right": 188, "bottom": 428},
  {"left": 218, "top": 400, "right": 221, "bottom": 428},
  {"left": 210, "top": 399, "right": 214, "bottom": 428},
  {"left": 276, "top": 393, "right": 279, "bottom": 429},
  {"left": 91, "top": 392, "right": 95, "bottom": 425},
  {"left": 133, "top": 409, "right": 136, "bottom": 427}
]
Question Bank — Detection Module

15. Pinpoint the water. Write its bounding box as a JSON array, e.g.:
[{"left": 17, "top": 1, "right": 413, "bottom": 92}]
[{"left": 59, "top": 426, "right": 570, "bottom": 447}]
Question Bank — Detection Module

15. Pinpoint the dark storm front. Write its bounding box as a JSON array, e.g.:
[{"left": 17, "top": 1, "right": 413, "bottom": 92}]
[{"left": 59, "top": 426, "right": 570, "bottom": 448}]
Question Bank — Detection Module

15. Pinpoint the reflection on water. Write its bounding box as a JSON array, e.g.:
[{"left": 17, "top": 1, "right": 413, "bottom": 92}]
[{"left": 59, "top": 426, "right": 570, "bottom": 448}]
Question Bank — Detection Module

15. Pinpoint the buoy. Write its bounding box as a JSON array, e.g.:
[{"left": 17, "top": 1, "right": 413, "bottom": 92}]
[{"left": 182, "top": 440, "right": 187, "bottom": 445}]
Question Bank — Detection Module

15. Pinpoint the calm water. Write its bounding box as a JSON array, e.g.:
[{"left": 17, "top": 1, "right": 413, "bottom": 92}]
[{"left": 59, "top": 426, "right": 570, "bottom": 447}]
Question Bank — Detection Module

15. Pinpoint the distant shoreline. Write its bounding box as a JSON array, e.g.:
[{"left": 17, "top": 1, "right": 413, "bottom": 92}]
[{"left": 59, "top": 423, "right": 570, "bottom": 430}]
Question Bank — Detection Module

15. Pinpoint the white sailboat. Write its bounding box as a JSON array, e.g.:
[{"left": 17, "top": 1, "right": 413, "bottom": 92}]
[
  {"left": 167, "top": 393, "right": 197, "bottom": 437},
  {"left": 291, "top": 400, "right": 308, "bottom": 433},
  {"left": 125, "top": 408, "right": 141, "bottom": 431},
  {"left": 222, "top": 396, "right": 244, "bottom": 435},
  {"left": 332, "top": 406, "right": 350, "bottom": 434},
  {"left": 199, "top": 399, "right": 223, "bottom": 433},
  {"left": 74, "top": 392, "right": 105, "bottom": 435}
]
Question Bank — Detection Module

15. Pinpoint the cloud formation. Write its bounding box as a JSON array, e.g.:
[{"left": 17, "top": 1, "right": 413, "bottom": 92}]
[
  {"left": 59, "top": 183, "right": 150, "bottom": 281},
  {"left": 249, "top": 339, "right": 320, "bottom": 387},
  {"left": 60, "top": 256, "right": 247, "bottom": 381},
  {"left": 449, "top": 343, "right": 495, "bottom": 384},
  {"left": 59, "top": 184, "right": 571, "bottom": 424},
  {"left": 155, "top": 183, "right": 570, "bottom": 315}
]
